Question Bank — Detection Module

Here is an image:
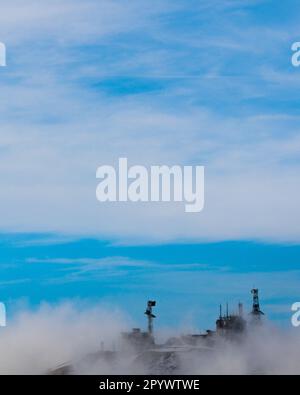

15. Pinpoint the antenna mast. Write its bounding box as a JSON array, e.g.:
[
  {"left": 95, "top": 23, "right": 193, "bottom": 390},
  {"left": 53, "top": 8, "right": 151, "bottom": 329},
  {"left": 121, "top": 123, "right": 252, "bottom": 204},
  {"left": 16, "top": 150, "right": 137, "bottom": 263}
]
[
  {"left": 145, "top": 300, "right": 156, "bottom": 335},
  {"left": 250, "top": 288, "right": 264, "bottom": 321}
]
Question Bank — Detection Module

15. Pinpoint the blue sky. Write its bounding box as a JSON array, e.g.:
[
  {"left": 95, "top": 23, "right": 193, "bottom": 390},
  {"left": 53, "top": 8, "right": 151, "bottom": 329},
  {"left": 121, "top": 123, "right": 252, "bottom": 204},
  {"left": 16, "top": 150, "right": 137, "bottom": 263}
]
[
  {"left": 0, "top": 0, "right": 300, "bottom": 329},
  {"left": 1, "top": 233, "right": 300, "bottom": 329}
]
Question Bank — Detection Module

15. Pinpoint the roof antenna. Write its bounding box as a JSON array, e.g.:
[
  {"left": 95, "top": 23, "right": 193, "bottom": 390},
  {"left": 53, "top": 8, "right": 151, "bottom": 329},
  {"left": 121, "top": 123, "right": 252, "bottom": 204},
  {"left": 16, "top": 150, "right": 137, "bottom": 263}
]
[
  {"left": 145, "top": 300, "right": 156, "bottom": 335},
  {"left": 250, "top": 288, "right": 264, "bottom": 322}
]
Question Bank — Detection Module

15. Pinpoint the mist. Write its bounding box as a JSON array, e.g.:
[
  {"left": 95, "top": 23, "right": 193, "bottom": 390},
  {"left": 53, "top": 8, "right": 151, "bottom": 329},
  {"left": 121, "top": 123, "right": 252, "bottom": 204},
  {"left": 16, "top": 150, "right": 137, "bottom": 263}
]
[
  {"left": 0, "top": 302, "right": 299, "bottom": 375},
  {"left": 0, "top": 303, "right": 128, "bottom": 375}
]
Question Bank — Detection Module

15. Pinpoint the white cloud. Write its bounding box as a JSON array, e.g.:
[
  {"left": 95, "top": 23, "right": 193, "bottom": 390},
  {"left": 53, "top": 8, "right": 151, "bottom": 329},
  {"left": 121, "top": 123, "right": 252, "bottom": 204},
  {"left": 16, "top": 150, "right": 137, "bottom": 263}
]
[
  {"left": 1, "top": 100, "right": 299, "bottom": 244},
  {"left": 0, "top": 0, "right": 299, "bottom": 243},
  {"left": 0, "top": 302, "right": 130, "bottom": 374}
]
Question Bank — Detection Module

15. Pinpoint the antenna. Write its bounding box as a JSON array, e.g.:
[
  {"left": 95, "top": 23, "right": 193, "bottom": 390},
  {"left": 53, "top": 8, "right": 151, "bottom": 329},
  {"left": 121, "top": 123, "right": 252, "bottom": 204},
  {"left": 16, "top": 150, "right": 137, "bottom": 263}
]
[
  {"left": 145, "top": 300, "right": 156, "bottom": 335},
  {"left": 250, "top": 288, "right": 264, "bottom": 321}
]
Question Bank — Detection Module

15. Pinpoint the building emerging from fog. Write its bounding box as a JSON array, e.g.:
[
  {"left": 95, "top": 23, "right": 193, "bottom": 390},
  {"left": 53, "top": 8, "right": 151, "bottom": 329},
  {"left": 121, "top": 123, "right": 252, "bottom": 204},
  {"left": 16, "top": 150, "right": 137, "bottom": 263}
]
[{"left": 49, "top": 289, "right": 265, "bottom": 375}]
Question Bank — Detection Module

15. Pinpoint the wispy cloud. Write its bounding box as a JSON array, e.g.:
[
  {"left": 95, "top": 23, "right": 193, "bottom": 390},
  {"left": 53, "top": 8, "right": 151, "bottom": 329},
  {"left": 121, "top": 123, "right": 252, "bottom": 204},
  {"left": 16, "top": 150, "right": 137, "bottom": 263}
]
[
  {"left": 0, "top": 0, "right": 299, "bottom": 243},
  {"left": 26, "top": 256, "right": 150, "bottom": 268},
  {"left": 0, "top": 279, "right": 31, "bottom": 288},
  {"left": 25, "top": 256, "right": 212, "bottom": 284}
]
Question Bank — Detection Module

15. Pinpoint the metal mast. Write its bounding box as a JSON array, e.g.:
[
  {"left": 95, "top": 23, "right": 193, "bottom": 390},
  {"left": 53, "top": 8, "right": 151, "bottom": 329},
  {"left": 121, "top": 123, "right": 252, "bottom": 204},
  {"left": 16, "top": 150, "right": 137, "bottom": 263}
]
[
  {"left": 145, "top": 300, "right": 156, "bottom": 335},
  {"left": 250, "top": 288, "right": 264, "bottom": 320}
]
